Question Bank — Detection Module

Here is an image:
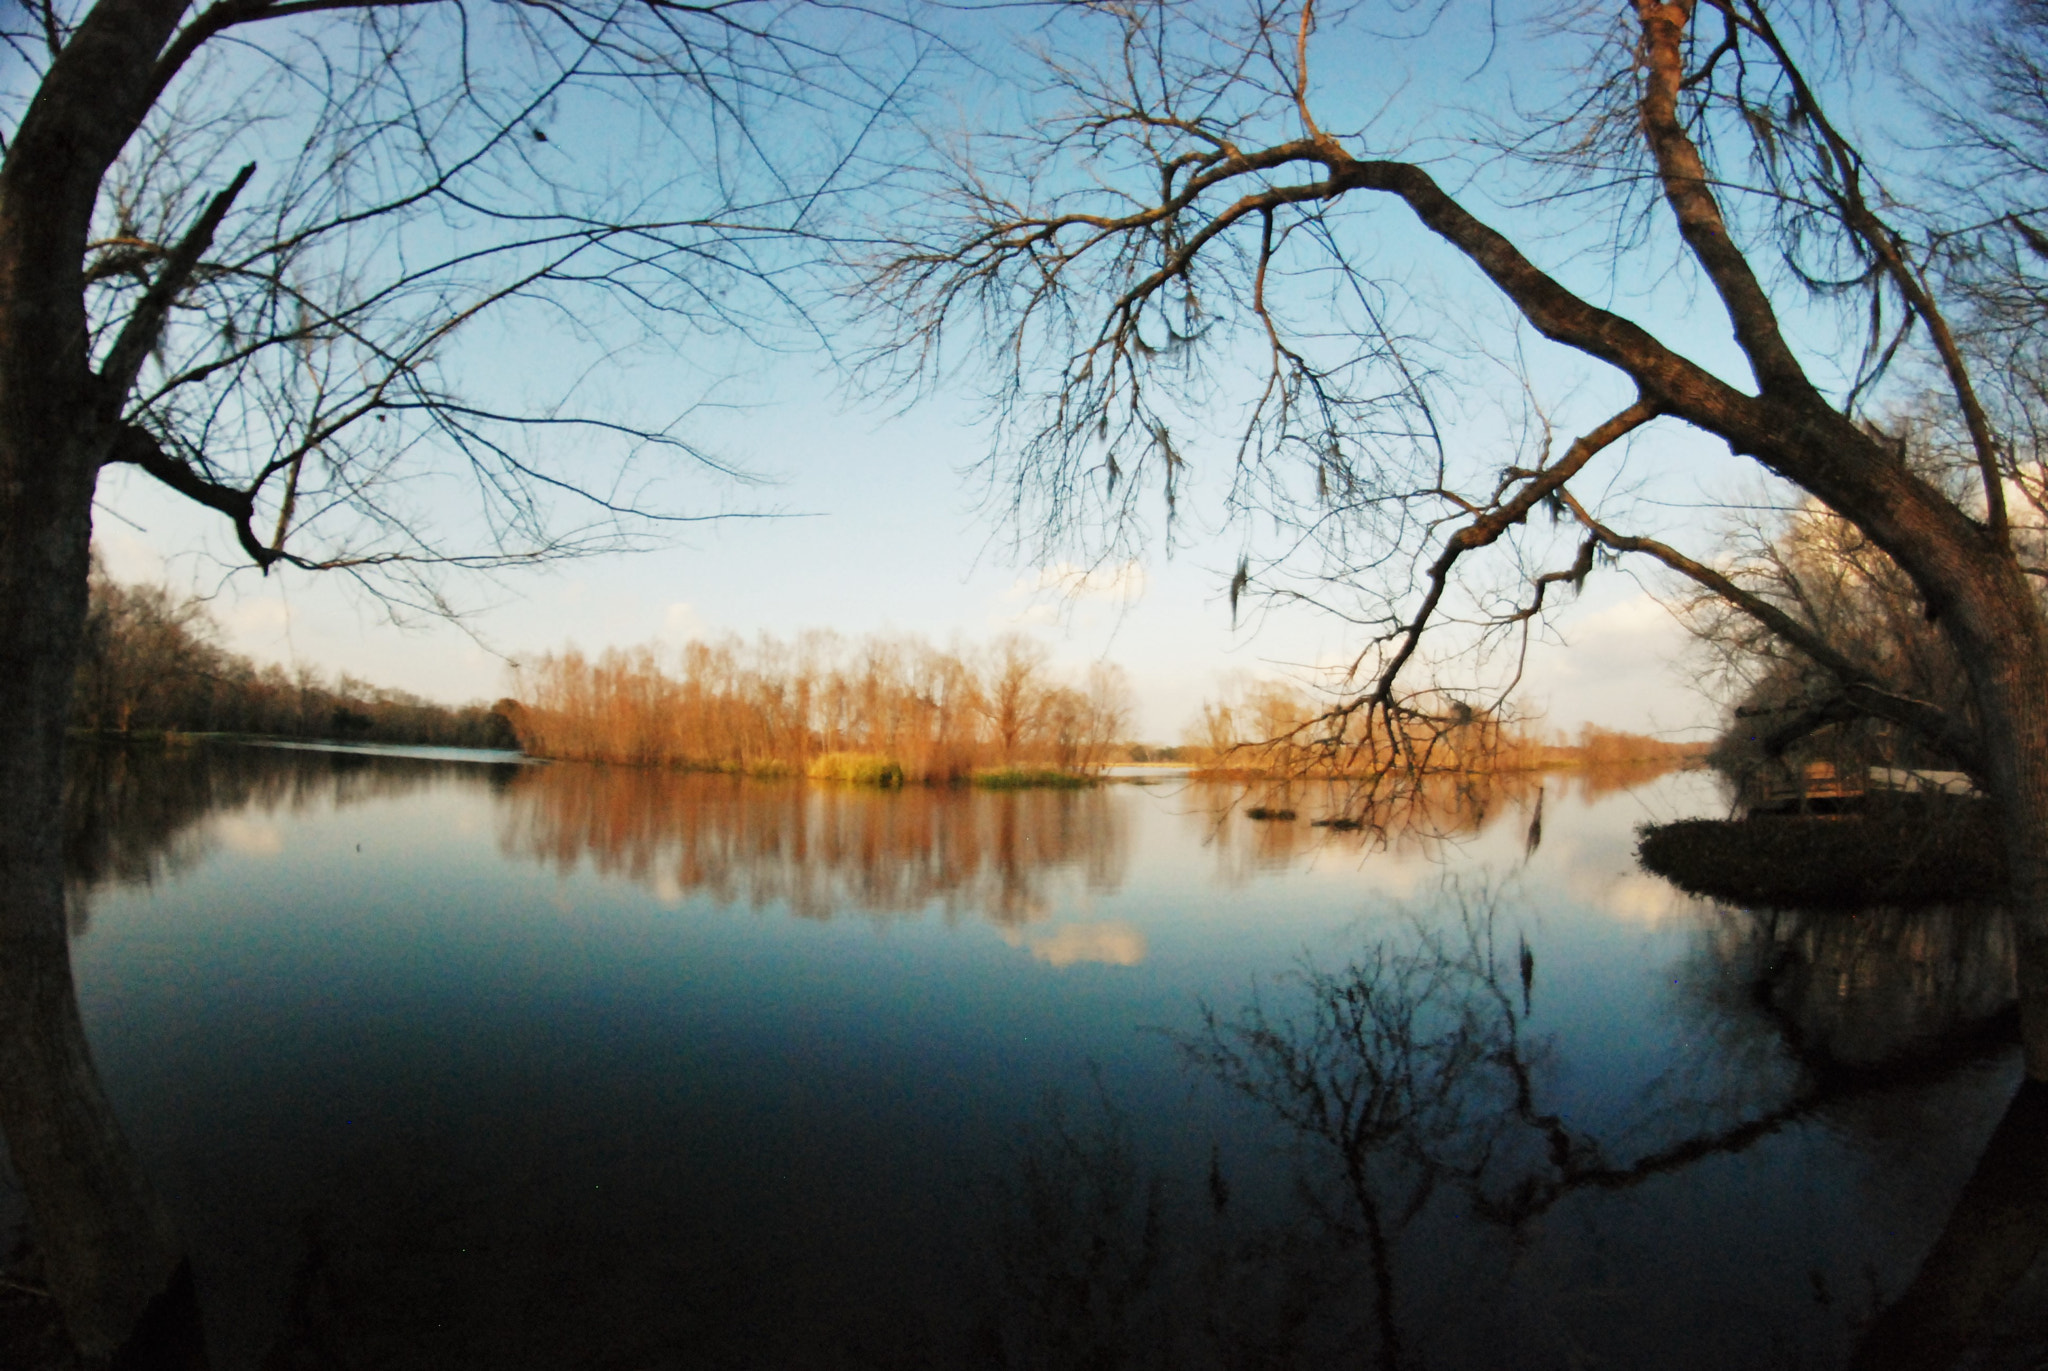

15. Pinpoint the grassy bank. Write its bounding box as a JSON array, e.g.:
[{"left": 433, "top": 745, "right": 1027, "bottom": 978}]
[
  {"left": 68, "top": 728, "right": 210, "bottom": 747},
  {"left": 801, "top": 755, "right": 1098, "bottom": 789},
  {"left": 969, "top": 767, "right": 1096, "bottom": 790}
]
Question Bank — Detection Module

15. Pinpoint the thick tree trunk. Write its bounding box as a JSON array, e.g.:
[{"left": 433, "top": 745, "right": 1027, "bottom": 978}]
[
  {"left": 1848, "top": 1081, "right": 2048, "bottom": 1370},
  {"left": 1718, "top": 408, "right": 2048, "bottom": 1078},
  {"left": 0, "top": 434, "right": 195, "bottom": 1362},
  {"left": 0, "top": 1, "right": 208, "bottom": 1356},
  {"left": 1959, "top": 632, "right": 2048, "bottom": 1082}
]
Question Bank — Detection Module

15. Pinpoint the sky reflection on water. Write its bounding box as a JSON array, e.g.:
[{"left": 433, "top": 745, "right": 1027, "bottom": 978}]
[{"left": 31, "top": 742, "right": 2046, "bottom": 1368}]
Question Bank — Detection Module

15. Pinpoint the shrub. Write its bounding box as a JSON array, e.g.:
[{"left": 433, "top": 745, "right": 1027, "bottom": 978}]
[
  {"left": 1636, "top": 801, "right": 2003, "bottom": 907},
  {"left": 807, "top": 752, "right": 906, "bottom": 787}
]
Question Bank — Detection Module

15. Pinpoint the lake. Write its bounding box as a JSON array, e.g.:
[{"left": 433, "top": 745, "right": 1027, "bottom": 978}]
[{"left": 23, "top": 741, "right": 2043, "bottom": 1368}]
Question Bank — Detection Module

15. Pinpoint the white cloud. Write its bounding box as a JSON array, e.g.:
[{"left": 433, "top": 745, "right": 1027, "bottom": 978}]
[
  {"left": 662, "top": 602, "right": 705, "bottom": 641},
  {"left": 1011, "top": 920, "right": 1148, "bottom": 968},
  {"left": 90, "top": 525, "right": 167, "bottom": 583},
  {"left": 1514, "top": 589, "right": 1712, "bottom": 737},
  {"left": 1012, "top": 560, "right": 1147, "bottom": 604},
  {"left": 1590, "top": 872, "right": 1701, "bottom": 925},
  {"left": 223, "top": 595, "right": 292, "bottom": 639}
]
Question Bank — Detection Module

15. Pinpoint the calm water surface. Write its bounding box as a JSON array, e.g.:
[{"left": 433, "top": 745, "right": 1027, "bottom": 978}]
[{"left": 26, "top": 743, "right": 2043, "bottom": 1367}]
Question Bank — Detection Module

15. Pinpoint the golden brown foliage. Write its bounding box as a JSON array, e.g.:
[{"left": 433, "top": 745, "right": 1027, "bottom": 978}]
[
  {"left": 499, "top": 764, "right": 1126, "bottom": 927},
  {"left": 1183, "top": 679, "right": 1705, "bottom": 779},
  {"left": 512, "top": 631, "right": 1131, "bottom": 781}
]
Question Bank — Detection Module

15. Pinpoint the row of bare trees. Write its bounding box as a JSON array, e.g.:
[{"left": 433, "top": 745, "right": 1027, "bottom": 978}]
[
  {"left": 512, "top": 631, "right": 1131, "bottom": 780},
  {"left": 1684, "top": 490, "right": 2042, "bottom": 788},
  {"left": 73, "top": 563, "right": 514, "bottom": 747},
  {"left": 1188, "top": 676, "right": 1703, "bottom": 776}
]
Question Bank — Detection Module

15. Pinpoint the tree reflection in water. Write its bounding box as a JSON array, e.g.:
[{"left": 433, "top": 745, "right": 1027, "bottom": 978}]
[
  {"left": 15, "top": 742, "right": 509, "bottom": 1365},
  {"left": 36, "top": 750, "right": 2048, "bottom": 1366},
  {"left": 974, "top": 1075, "right": 1174, "bottom": 1371},
  {"left": 62, "top": 741, "right": 491, "bottom": 932},
  {"left": 1708, "top": 902, "right": 2048, "bottom": 1368},
  {"left": 497, "top": 764, "right": 1128, "bottom": 929},
  {"left": 979, "top": 892, "right": 2046, "bottom": 1370},
  {"left": 1706, "top": 904, "right": 2018, "bottom": 1070},
  {"left": 1850, "top": 1081, "right": 2048, "bottom": 1370},
  {"left": 498, "top": 760, "right": 1686, "bottom": 914},
  {"left": 1180, "top": 762, "right": 1676, "bottom": 882}
]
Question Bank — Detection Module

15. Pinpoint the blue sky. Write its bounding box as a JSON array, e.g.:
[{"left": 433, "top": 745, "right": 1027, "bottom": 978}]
[
  {"left": 82, "top": 0, "right": 1886, "bottom": 744},
  {"left": 91, "top": 361, "right": 1718, "bottom": 742}
]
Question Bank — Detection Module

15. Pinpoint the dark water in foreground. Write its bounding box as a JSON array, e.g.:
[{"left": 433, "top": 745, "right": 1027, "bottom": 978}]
[{"left": 21, "top": 742, "right": 2046, "bottom": 1368}]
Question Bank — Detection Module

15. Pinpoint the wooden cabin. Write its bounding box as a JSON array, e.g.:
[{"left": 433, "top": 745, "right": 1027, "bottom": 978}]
[{"left": 1753, "top": 762, "right": 1980, "bottom": 815}]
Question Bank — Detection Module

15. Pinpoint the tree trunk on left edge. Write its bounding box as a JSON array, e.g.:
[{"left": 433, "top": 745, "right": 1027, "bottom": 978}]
[
  {"left": 0, "top": 431, "right": 202, "bottom": 1366},
  {"left": 0, "top": 0, "right": 209, "bottom": 1359}
]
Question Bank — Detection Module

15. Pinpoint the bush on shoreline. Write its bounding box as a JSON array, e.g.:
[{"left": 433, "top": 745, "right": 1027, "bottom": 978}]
[
  {"left": 797, "top": 757, "right": 1101, "bottom": 790},
  {"left": 1637, "top": 802, "right": 2005, "bottom": 908},
  {"left": 807, "top": 752, "right": 907, "bottom": 787}
]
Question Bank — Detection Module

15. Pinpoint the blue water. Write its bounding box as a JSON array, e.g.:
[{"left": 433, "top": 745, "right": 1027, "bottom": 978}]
[{"left": 41, "top": 744, "right": 2031, "bottom": 1368}]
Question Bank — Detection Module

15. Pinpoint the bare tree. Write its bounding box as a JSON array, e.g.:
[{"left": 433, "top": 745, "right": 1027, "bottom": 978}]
[
  {"left": 1081, "top": 659, "right": 1132, "bottom": 766},
  {"left": 71, "top": 558, "right": 224, "bottom": 734},
  {"left": 1682, "top": 490, "right": 1989, "bottom": 778},
  {"left": 868, "top": 0, "right": 2048, "bottom": 1080},
  {"left": 982, "top": 631, "right": 1050, "bottom": 763},
  {"left": 0, "top": 0, "right": 917, "bottom": 1359}
]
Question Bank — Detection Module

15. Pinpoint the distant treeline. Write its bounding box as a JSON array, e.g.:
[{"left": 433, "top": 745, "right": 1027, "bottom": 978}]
[
  {"left": 1185, "top": 678, "right": 1707, "bottom": 775},
  {"left": 510, "top": 633, "right": 1130, "bottom": 782},
  {"left": 1508, "top": 723, "right": 1713, "bottom": 770},
  {"left": 72, "top": 564, "right": 515, "bottom": 748}
]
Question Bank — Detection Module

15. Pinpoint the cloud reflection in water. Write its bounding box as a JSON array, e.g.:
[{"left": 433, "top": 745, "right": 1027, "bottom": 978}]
[{"left": 1007, "top": 921, "right": 1148, "bottom": 967}]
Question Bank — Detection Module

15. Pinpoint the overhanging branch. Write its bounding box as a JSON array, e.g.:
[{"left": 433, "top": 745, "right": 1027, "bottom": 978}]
[
  {"left": 107, "top": 424, "right": 281, "bottom": 571},
  {"left": 1332, "top": 399, "right": 1660, "bottom": 729},
  {"left": 96, "top": 162, "right": 255, "bottom": 411},
  {"left": 1560, "top": 491, "right": 1987, "bottom": 780}
]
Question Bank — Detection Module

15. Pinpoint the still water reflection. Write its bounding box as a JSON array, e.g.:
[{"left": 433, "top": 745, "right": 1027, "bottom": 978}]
[
  {"left": 22, "top": 742, "right": 2048, "bottom": 1367},
  {"left": 503, "top": 764, "right": 1129, "bottom": 933}
]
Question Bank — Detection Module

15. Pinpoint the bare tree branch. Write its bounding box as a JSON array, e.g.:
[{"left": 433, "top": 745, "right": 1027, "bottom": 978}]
[{"left": 1559, "top": 488, "right": 1988, "bottom": 778}]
